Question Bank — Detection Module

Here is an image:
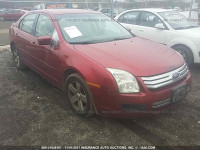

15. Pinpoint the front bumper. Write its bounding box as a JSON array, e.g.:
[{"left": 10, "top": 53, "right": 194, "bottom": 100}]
[{"left": 90, "top": 72, "right": 192, "bottom": 119}]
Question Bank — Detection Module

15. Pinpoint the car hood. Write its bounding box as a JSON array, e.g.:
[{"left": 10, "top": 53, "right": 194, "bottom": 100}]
[
  {"left": 74, "top": 37, "right": 184, "bottom": 77},
  {"left": 176, "top": 27, "right": 200, "bottom": 37}
]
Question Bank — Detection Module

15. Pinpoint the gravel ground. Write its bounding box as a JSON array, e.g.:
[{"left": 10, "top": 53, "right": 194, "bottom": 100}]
[{"left": 0, "top": 48, "right": 200, "bottom": 150}]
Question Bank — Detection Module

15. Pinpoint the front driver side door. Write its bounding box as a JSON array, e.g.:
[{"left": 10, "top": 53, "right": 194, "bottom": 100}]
[
  {"left": 33, "top": 14, "right": 60, "bottom": 85},
  {"left": 136, "top": 11, "right": 166, "bottom": 44}
]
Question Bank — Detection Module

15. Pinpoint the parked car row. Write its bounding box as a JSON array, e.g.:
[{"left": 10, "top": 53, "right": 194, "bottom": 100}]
[
  {"left": 9, "top": 9, "right": 192, "bottom": 118},
  {"left": 0, "top": 9, "right": 27, "bottom": 21}
]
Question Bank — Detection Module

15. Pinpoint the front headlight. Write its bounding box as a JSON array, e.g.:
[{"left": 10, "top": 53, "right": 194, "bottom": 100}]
[{"left": 107, "top": 68, "right": 140, "bottom": 93}]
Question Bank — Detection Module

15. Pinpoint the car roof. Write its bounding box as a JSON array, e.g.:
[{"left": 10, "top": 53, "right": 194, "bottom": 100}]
[
  {"left": 30, "top": 9, "right": 100, "bottom": 15},
  {"left": 124, "top": 8, "right": 174, "bottom": 13}
]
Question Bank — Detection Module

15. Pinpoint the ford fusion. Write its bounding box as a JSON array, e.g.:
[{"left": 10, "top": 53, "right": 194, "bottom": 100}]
[{"left": 9, "top": 9, "right": 191, "bottom": 118}]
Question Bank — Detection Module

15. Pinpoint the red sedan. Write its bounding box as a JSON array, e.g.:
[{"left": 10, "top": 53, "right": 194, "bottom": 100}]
[
  {"left": 9, "top": 9, "right": 191, "bottom": 118},
  {"left": 0, "top": 9, "right": 27, "bottom": 21}
]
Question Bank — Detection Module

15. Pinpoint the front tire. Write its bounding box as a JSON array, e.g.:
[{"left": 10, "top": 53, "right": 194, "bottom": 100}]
[
  {"left": 12, "top": 46, "right": 27, "bottom": 70},
  {"left": 172, "top": 45, "right": 193, "bottom": 66},
  {"left": 65, "top": 73, "right": 95, "bottom": 117}
]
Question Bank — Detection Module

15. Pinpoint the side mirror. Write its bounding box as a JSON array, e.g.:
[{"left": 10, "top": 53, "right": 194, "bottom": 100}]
[
  {"left": 126, "top": 27, "right": 132, "bottom": 33},
  {"left": 38, "top": 36, "right": 52, "bottom": 45},
  {"left": 155, "top": 23, "right": 165, "bottom": 30},
  {"left": 126, "top": 27, "right": 136, "bottom": 37}
]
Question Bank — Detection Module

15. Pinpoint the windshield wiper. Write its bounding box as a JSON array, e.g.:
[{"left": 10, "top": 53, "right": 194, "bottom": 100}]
[
  {"left": 113, "top": 37, "right": 132, "bottom": 41},
  {"left": 70, "top": 36, "right": 133, "bottom": 45},
  {"left": 69, "top": 41, "right": 96, "bottom": 45},
  {"left": 105, "top": 37, "right": 133, "bottom": 42},
  {"left": 175, "top": 26, "right": 198, "bottom": 30},
  {"left": 185, "top": 26, "right": 199, "bottom": 29}
]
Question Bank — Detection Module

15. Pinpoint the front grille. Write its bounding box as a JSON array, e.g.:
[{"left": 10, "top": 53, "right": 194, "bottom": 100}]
[{"left": 141, "top": 64, "right": 188, "bottom": 89}]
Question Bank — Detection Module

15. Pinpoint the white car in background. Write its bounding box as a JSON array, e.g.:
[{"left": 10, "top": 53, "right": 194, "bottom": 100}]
[
  {"left": 115, "top": 9, "right": 200, "bottom": 65},
  {"left": 99, "top": 8, "right": 117, "bottom": 18}
]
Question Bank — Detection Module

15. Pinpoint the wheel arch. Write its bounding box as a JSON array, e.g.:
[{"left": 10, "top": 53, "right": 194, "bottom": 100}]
[
  {"left": 171, "top": 43, "right": 190, "bottom": 49},
  {"left": 167, "top": 37, "right": 198, "bottom": 63},
  {"left": 61, "top": 67, "right": 98, "bottom": 115},
  {"left": 171, "top": 43, "right": 194, "bottom": 63},
  {"left": 10, "top": 42, "right": 15, "bottom": 53},
  {"left": 61, "top": 67, "right": 86, "bottom": 91}
]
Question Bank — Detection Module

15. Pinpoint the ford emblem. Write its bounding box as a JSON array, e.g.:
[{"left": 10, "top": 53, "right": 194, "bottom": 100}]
[{"left": 171, "top": 72, "right": 180, "bottom": 79}]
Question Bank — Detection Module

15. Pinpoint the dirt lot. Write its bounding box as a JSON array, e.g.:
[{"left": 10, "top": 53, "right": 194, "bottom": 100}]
[{"left": 0, "top": 47, "right": 200, "bottom": 149}]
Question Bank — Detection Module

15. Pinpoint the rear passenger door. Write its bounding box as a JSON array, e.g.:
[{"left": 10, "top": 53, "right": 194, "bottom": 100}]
[
  {"left": 117, "top": 11, "right": 141, "bottom": 36},
  {"left": 16, "top": 13, "right": 38, "bottom": 64}
]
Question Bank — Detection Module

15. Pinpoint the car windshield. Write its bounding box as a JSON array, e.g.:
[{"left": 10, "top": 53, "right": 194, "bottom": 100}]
[
  {"left": 55, "top": 13, "right": 132, "bottom": 44},
  {"left": 158, "top": 11, "right": 199, "bottom": 30}
]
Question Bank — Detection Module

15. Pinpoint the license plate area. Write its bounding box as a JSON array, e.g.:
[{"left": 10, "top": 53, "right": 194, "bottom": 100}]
[{"left": 172, "top": 83, "right": 187, "bottom": 103}]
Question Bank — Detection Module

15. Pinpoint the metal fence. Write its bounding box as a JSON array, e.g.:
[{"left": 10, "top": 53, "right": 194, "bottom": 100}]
[{"left": 0, "top": 0, "right": 196, "bottom": 19}]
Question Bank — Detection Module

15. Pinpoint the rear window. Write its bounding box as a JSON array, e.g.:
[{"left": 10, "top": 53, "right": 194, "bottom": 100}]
[{"left": 118, "top": 11, "right": 140, "bottom": 25}]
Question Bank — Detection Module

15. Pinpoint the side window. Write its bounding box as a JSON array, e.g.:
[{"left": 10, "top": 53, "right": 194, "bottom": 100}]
[
  {"left": 19, "top": 14, "right": 37, "bottom": 34},
  {"left": 118, "top": 11, "right": 140, "bottom": 25},
  {"left": 35, "top": 15, "right": 55, "bottom": 37},
  {"left": 101, "top": 9, "right": 110, "bottom": 13},
  {"left": 140, "top": 12, "right": 162, "bottom": 28},
  {"left": 5, "top": 10, "right": 11, "bottom": 13},
  {"left": 13, "top": 10, "right": 20, "bottom": 13}
]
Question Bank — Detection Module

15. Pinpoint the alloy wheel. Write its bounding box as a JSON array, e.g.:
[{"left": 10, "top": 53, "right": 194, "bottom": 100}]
[
  {"left": 68, "top": 81, "right": 87, "bottom": 112},
  {"left": 13, "top": 49, "right": 20, "bottom": 67}
]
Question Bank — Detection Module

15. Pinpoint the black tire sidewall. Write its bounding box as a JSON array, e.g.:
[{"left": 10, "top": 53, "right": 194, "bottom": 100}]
[
  {"left": 173, "top": 45, "right": 193, "bottom": 66},
  {"left": 12, "top": 45, "right": 26, "bottom": 70}
]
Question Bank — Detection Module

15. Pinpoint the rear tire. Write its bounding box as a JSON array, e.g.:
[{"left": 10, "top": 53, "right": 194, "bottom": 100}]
[
  {"left": 64, "top": 73, "right": 95, "bottom": 117},
  {"left": 12, "top": 45, "right": 27, "bottom": 70},
  {"left": 172, "top": 45, "right": 193, "bottom": 66},
  {"left": 0, "top": 16, "right": 4, "bottom": 21}
]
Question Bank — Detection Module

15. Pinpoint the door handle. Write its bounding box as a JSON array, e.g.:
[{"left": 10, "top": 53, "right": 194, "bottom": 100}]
[
  {"left": 32, "top": 42, "right": 36, "bottom": 45},
  {"left": 15, "top": 33, "right": 19, "bottom": 37},
  {"left": 138, "top": 30, "right": 144, "bottom": 32}
]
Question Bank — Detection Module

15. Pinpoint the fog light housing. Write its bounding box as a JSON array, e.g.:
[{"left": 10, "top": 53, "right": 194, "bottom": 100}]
[{"left": 121, "top": 104, "right": 147, "bottom": 111}]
